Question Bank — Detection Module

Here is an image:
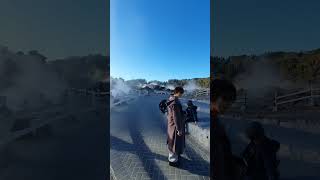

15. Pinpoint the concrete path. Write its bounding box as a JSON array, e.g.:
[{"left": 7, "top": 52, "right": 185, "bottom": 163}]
[{"left": 110, "top": 95, "right": 210, "bottom": 180}]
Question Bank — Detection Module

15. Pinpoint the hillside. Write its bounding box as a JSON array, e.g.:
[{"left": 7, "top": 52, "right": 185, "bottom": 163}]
[
  {"left": 48, "top": 55, "right": 109, "bottom": 88},
  {"left": 0, "top": 45, "right": 109, "bottom": 111},
  {"left": 211, "top": 48, "right": 320, "bottom": 85}
]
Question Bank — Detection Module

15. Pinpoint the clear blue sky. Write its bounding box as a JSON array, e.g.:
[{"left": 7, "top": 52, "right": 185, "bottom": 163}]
[
  {"left": 213, "top": 0, "right": 320, "bottom": 57},
  {"left": 0, "top": 0, "right": 108, "bottom": 60},
  {"left": 111, "top": 0, "right": 210, "bottom": 82}
]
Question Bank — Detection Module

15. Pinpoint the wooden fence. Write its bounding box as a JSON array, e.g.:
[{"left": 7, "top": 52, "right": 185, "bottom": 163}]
[
  {"left": 273, "top": 84, "right": 320, "bottom": 112},
  {"left": 69, "top": 88, "right": 110, "bottom": 96},
  {"left": 194, "top": 89, "right": 210, "bottom": 97},
  {"left": 0, "top": 88, "right": 109, "bottom": 148}
]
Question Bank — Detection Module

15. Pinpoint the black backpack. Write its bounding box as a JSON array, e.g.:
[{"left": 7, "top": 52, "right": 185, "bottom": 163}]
[{"left": 159, "top": 99, "right": 174, "bottom": 114}]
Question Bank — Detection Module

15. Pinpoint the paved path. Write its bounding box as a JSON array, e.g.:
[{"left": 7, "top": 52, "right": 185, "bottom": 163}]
[{"left": 110, "top": 95, "right": 210, "bottom": 180}]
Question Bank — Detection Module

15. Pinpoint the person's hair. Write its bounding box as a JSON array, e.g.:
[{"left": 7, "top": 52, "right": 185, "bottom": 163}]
[
  {"left": 174, "top": 86, "right": 184, "bottom": 94},
  {"left": 211, "top": 79, "right": 236, "bottom": 103}
]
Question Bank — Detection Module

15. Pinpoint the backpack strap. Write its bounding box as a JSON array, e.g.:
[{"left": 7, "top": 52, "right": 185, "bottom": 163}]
[{"left": 166, "top": 100, "right": 175, "bottom": 107}]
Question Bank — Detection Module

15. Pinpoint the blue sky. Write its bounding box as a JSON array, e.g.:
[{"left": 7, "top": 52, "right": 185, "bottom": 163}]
[
  {"left": 213, "top": 0, "right": 320, "bottom": 57},
  {"left": 0, "top": 0, "right": 107, "bottom": 60},
  {"left": 110, "top": 0, "right": 210, "bottom": 82}
]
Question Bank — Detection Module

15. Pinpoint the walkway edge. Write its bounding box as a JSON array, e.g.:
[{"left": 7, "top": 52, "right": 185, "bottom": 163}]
[{"left": 110, "top": 165, "right": 117, "bottom": 180}]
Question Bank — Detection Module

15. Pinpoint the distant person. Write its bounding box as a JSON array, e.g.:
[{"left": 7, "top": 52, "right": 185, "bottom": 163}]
[
  {"left": 242, "top": 122, "right": 280, "bottom": 180},
  {"left": 184, "top": 100, "right": 198, "bottom": 134},
  {"left": 185, "top": 100, "right": 198, "bottom": 123},
  {"left": 166, "top": 87, "right": 185, "bottom": 167},
  {"left": 211, "top": 79, "right": 238, "bottom": 180}
]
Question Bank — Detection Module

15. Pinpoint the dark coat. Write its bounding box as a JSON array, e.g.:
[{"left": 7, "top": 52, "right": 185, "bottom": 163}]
[
  {"left": 185, "top": 105, "right": 198, "bottom": 122},
  {"left": 211, "top": 110, "right": 236, "bottom": 180},
  {"left": 166, "top": 95, "right": 185, "bottom": 155},
  {"left": 242, "top": 138, "right": 280, "bottom": 180}
]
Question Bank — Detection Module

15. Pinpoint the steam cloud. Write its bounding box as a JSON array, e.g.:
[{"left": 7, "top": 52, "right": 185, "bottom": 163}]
[
  {"left": 166, "top": 84, "right": 175, "bottom": 91},
  {"left": 0, "top": 46, "right": 67, "bottom": 111},
  {"left": 110, "top": 77, "right": 132, "bottom": 107},
  {"left": 233, "top": 58, "right": 301, "bottom": 100},
  {"left": 183, "top": 80, "right": 200, "bottom": 93}
]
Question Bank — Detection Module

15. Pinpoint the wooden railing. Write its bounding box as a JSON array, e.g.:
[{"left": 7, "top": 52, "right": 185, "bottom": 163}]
[
  {"left": 0, "top": 107, "right": 95, "bottom": 147},
  {"left": 273, "top": 84, "right": 320, "bottom": 112},
  {"left": 0, "top": 88, "right": 109, "bottom": 148},
  {"left": 194, "top": 89, "right": 210, "bottom": 97},
  {"left": 111, "top": 96, "right": 136, "bottom": 106},
  {"left": 69, "top": 88, "right": 110, "bottom": 96}
]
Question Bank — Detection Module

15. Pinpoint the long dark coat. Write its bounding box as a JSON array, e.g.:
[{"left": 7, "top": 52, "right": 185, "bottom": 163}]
[
  {"left": 211, "top": 110, "right": 236, "bottom": 180},
  {"left": 166, "top": 96, "right": 185, "bottom": 155}
]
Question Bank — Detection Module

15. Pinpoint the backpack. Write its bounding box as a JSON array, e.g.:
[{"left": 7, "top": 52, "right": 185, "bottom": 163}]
[{"left": 159, "top": 99, "right": 174, "bottom": 114}]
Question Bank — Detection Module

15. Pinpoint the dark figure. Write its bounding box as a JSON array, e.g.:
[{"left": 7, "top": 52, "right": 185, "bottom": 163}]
[
  {"left": 184, "top": 100, "right": 198, "bottom": 133},
  {"left": 185, "top": 100, "right": 198, "bottom": 123},
  {"left": 166, "top": 87, "right": 185, "bottom": 167},
  {"left": 211, "top": 79, "right": 238, "bottom": 180},
  {"left": 242, "top": 122, "right": 280, "bottom": 180}
]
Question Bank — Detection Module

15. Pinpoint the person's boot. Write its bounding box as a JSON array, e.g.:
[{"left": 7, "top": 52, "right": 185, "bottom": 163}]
[
  {"left": 169, "top": 161, "right": 180, "bottom": 167},
  {"left": 168, "top": 161, "right": 175, "bottom": 166}
]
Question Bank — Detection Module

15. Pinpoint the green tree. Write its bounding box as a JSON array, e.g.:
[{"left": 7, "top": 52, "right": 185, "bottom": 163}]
[{"left": 303, "top": 54, "right": 320, "bottom": 82}]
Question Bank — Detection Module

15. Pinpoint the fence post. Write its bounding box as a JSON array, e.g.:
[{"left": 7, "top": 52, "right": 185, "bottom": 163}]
[
  {"left": 273, "top": 91, "right": 278, "bottom": 112},
  {"left": 309, "top": 82, "right": 315, "bottom": 106}
]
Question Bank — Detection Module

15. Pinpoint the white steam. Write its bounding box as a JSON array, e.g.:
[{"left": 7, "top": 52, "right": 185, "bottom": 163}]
[
  {"left": 110, "top": 77, "right": 132, "bottom": 108},
  {"left": 0, "top": 46, "right": 66, "bottom": 111},
  {"left": 166, "top": 84, "right": 175, "bottom": 90},
  {"left": 232, "top": 58, "right": 305, "bottom": 110},
  {"left": 183, "top": 80, "right": 200, "bottom": 93},
  {"left": 110, "top": 78, "right": 131, "bottom": 97}
]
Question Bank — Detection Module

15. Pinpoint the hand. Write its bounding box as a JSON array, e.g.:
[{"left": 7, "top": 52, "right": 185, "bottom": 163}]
[{"left": 177, "top": 131, "right": 183, "bottom": 136}]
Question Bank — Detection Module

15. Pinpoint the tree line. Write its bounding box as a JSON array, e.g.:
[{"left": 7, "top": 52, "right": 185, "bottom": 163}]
[{"left": 211, "top": 48, "right": 320, "bottom": 83}]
